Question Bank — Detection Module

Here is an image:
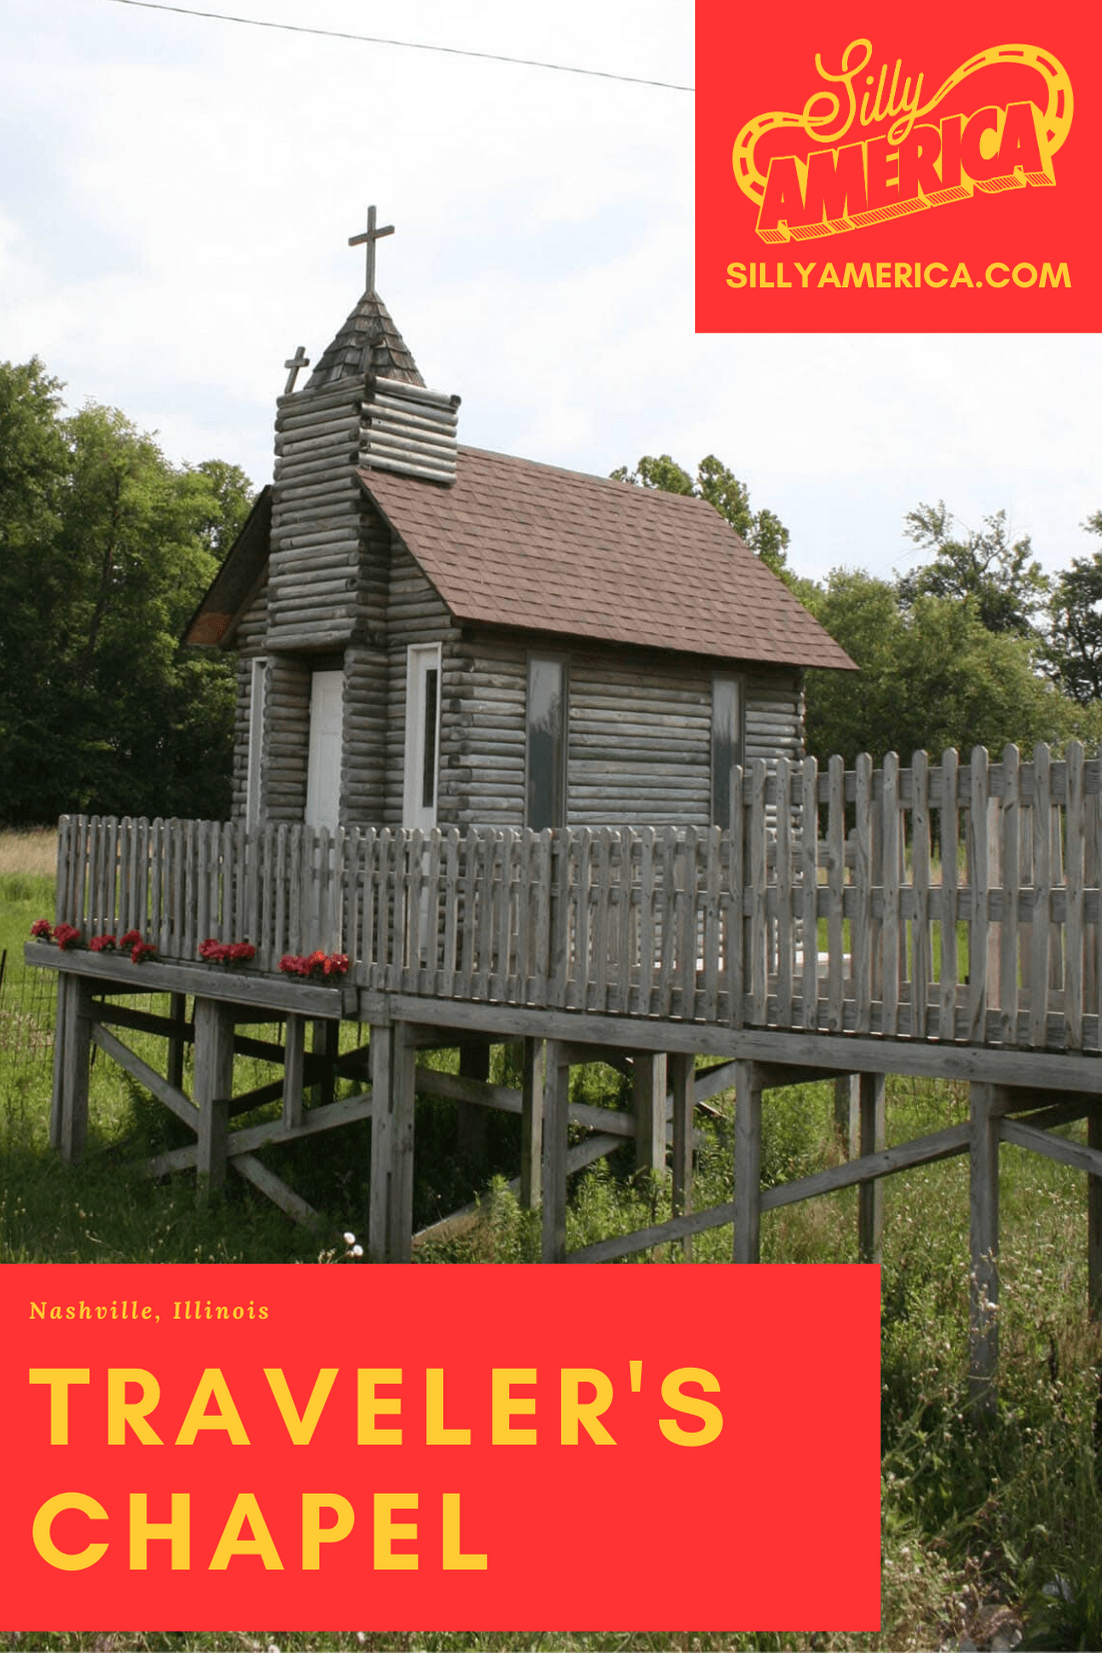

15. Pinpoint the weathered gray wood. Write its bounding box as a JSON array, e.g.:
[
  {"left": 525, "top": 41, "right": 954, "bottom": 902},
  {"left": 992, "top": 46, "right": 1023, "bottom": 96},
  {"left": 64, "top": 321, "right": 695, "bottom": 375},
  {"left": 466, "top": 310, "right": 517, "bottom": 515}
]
[
  {"left": 998, "top": 1115, "right": 1102, "bottom": 1178},
  {"left": 1065, "top": 741, "right": 1084, "bottom": 1050},
  {"left": 826, "top": 756, "right": 846, "bottom": 1034},
  {"left": 193, "top": 998, "right": 235, "bottom": 1192},
  {"left": 669, "top": 1050, "right": 694, "bottom": 1259},
  {"left": 853, "top": 754, "right": 873, "bottom": 1034},
  {"left": 969, "top": 1082, "right": 1001, "bottom": 1414},
  {"left": 59, "top": 975, "right": 93, "bottom": 1163},
  {"left": 520, "top": 1037, "right": 544, "bottom": 1211},
  {"left": 834, "top": 1073, "right": 859, "bottom": 1158},
  {"left": 858, "top": 1071, "right": 886, "bottom": 1262},
  {"left": 1030, "top": 745, "right": 1052, "bottom": 1047},
  {"left": 541, "top": 1041, "right": 570, "bottom": 1263},
  {"left": 800, "top": 755, "right": 819, "bottom": 1031},
  {"left": 368, "top": 1021, "right": 416, "bottom": 1262},
  {"left": 999, "top": 746, "right": 1021, "bottom": 1044},
  {"left": 233, "top": 1153, "right": 322, "bottom": 1230},
  {"left": 283, "top": 1013, "right": 306, "bottom": 1129},
  {"left": 968, "top": 748, "right": 989, "bottom": 1045},
  {"left": 733, "top": 1061, "right": 762, "bottom": 1263},
  {"left": 90, "top": 1021, "right": 197, "bottom": 1128},
  {"left": 761, "top": 1120, "right": 970, "bottom": 1211},
  {"left": 632, "top": 1051, "right": 667, "bottom": 1173},
  {"left": 939, "top": 749, "right": 960, "bottom": 1043}
]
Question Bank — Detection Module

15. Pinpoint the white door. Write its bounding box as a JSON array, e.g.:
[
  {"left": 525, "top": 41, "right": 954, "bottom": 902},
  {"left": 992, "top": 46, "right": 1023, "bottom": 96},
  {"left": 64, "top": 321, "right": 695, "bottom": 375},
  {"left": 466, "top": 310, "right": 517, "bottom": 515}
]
[
  {"left": 305, "top": 669, "right": 343, "bottom": 831},
  {"left": 403, "top": 644, "right": 441, "bottom": 832}
]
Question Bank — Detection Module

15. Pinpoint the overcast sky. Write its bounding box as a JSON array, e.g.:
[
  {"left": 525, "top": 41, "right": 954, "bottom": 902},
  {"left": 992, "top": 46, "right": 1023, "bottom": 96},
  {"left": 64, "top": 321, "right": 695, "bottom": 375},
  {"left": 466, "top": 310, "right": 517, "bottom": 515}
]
[{"left": 2, "top": 0, "right": 1098, "bottom": 588}]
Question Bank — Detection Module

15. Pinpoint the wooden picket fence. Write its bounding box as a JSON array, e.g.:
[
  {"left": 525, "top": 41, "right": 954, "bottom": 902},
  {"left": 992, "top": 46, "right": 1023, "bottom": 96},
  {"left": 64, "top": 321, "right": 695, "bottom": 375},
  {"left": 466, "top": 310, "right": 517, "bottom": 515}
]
[{"left": 51, "top": 742, "right": 1102, "bottom": 1052}]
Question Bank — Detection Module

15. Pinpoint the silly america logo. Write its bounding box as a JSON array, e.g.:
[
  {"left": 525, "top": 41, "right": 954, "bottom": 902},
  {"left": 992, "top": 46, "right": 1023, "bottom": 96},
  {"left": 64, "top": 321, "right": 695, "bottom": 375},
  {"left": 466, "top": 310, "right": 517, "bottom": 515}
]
[
  {"left": 695, "top": 5, "right": 1097, "bottom": 331},
  {"left": 736, "top": 40, "right": 1071, "bottom": 245}
]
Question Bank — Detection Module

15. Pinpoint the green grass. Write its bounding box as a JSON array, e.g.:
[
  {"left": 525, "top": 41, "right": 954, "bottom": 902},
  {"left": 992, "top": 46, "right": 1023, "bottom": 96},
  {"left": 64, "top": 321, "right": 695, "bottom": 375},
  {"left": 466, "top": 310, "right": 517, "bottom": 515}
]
[{"left": 2, "top": 856, "right": 1101, "bottom": 1652}]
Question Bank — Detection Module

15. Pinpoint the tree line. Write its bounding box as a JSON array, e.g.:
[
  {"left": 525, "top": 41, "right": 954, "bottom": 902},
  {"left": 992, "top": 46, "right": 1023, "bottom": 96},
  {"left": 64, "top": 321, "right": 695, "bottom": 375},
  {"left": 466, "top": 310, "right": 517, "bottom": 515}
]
[
  {"left": 2, "top": 355, "right": 1100, "bottom": 826},
  {"left": 0, "top": 358, "right": 251, "bottom": 825},
  {"left": 615, "top": 452, "right": 1102, "bottom": 767}
]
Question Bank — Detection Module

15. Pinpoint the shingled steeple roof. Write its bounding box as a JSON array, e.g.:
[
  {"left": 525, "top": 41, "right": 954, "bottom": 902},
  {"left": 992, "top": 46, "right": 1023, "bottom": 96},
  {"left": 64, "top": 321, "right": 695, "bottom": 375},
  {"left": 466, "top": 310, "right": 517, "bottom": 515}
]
[{"left": 304, "top": 290, "right": 425, "bottom": 390}]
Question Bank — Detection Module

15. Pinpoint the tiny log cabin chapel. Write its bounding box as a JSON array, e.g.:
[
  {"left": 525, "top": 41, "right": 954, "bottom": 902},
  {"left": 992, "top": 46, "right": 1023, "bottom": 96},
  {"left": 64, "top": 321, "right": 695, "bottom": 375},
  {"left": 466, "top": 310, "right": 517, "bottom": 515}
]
[
  {"left": 35, "top": 217, "right": 1102, "bottom": 1402},
  {"left": 184, "top": 283, "right": 853, "bottom": 840}
]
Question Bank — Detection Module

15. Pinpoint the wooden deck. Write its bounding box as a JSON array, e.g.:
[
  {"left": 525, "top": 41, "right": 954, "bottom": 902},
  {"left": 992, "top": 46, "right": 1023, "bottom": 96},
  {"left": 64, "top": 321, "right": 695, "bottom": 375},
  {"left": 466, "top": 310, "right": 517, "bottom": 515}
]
[{"left": 28, "top": 743, "right": 1102, "bottom": 1406}]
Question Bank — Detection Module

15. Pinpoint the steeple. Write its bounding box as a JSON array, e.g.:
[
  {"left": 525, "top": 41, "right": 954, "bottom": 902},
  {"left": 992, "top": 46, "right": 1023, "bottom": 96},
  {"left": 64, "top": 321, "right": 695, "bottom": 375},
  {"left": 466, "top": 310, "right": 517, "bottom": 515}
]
[{"left": 304, "top": 290, "right": 425, "bottom": 392}]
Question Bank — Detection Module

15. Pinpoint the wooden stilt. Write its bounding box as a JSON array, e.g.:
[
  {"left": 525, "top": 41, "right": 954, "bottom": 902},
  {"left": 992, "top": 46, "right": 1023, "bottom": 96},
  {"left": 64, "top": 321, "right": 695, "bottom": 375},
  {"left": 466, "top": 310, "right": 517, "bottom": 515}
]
[
  {"left": 834, "top": 1073, "right": 859, "bottom": 1157},
  {"left": 193, "top": 997, "right": 234, "bottom": 1193},
  {"left": 969, "top": 1081, "right": 1001, "bottom": 1414},
  {"left": 369, "top": 1021, "right": 416, "bottom": 1263},
  {"left": 282, "top": 1013, "right": 306, "bottom": 1130},
  {"left": 457, "top": 1041, "right": 490, "bottom": 1169},
  {"left": 58, "top": 975, "right": 93, "bottom": 1164},
  {"left": 669, "top": 1051, "right": 694, "bottom": 1259},
  {"left": 632, "top": 1051, "right": 667, "bottom": 1174},
  {"left": 312, "top": 1018, "right": 338, "bottom": 1107},
  {"left": 541, "top": 1041, "right": 570, "bottom": 1262},
  {"left": 1088, "top": 1100, "right": 1101, "bottom": 1325},
  {"left": 733, "top": 1061, "right": 762, "bottom": 1263},
  {"left": 520, "top": 1037, "right": 544, "bottom": 1211},
  {"left": 858, "top": 1071, "right": 886, "bottom": 1263},
  {"left": 167, "top": 992, "right": 187, "bottom": 1092}
]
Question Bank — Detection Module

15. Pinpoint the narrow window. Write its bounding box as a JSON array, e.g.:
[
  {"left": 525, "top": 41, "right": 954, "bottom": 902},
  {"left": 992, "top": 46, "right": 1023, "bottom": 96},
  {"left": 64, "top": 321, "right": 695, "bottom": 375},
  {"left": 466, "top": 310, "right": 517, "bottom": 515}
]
[
  {"left": 245, "top": 656, "right": 268, "bottom": 831},
  {"left": 527, "top": 657, "right": 566, "bottom": 830},
  {"left": 711, "top": 675, "right": 742, "bottom": 830},
  {"left": 421, "top": 664, "right": 439, "bottom": 810},
  {"left": 403, "top": 644, "right": 442, "bottom": 831}
]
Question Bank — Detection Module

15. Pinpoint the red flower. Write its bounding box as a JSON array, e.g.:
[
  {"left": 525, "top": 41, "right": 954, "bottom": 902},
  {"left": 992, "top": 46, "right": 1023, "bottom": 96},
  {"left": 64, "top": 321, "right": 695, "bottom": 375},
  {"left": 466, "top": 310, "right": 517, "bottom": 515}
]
[
  {"left": 119, "top": 929, "right": 143, "bottom": 949},
  {"left": 89, "top": 935, "right": 117, "bottom": 953},
  {"left": 30, "top": 919, "right": 53, "bottom": 940},
  {"left": 279, "top": 950, "right": 350, "bottom": 980},
  {"left": 130, "top": 941, "right": 157, "bottom": 964},
  {"left": 228, "top": 942, "right": 256, "bottom": 965},
  {"left": 323, "top": 953, "right": 349, "bottom": 978},
  {"left": 53, "top": 924, "right": 82, "bottom": 950},
  {"left": 199, "top": 938, "right": 230, "bottom": 963}
]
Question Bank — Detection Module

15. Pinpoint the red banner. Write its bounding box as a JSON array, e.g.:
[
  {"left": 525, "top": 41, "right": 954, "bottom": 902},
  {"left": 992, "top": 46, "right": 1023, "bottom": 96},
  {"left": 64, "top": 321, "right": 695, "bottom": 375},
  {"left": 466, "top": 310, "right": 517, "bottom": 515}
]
[
  {"left": 1, "top": 1263, "right": 880, "bottom": 1631},
  {"left": 696, "top": 2, "right": 1098, "bottom": 331}
]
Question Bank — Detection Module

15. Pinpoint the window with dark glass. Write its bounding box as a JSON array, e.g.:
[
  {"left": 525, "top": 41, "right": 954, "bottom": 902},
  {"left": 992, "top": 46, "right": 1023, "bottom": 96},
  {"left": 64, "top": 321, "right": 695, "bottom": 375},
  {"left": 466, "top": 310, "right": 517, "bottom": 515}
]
[
  {"left": 421, "top": 666, "right": 438, "bottom": 810},
  {"left": 711, "top": 675, "right": 742, "bottom": 830},
  {"left": 526, "top": 657, "right": 566, "bottom": 830}
]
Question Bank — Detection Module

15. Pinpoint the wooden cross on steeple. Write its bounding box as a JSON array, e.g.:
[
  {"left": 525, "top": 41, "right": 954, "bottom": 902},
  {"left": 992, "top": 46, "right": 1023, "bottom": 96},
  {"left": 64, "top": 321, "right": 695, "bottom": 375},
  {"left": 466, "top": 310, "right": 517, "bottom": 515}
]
[{"left": 348, "top": 205, "right": 395, "bottom": 295}]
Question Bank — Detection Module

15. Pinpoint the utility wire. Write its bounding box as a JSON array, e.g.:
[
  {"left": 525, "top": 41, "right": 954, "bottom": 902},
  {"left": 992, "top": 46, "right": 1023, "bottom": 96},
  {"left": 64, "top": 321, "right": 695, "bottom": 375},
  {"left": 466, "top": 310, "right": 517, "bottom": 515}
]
[{"left": 101, "top": 0, "right": 694, "bottom": 92}]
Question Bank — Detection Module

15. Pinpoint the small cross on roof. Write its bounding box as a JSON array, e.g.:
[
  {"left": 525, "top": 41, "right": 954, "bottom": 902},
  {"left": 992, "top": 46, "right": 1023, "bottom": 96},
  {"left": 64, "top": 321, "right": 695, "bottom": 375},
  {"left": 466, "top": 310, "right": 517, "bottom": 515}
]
[
  {"left": 283, "top": 345, "right": 310, "bottom": 394},
  {"left": 348, "top": 204, "right": 395, "bottom": 294}
]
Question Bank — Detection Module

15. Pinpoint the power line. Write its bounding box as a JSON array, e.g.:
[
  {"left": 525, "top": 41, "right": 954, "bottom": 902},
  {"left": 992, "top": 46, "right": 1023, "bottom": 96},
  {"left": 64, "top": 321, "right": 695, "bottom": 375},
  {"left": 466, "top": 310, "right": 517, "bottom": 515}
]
[{"left": 101, "top": 0, "right": 694, "bottom": 92}]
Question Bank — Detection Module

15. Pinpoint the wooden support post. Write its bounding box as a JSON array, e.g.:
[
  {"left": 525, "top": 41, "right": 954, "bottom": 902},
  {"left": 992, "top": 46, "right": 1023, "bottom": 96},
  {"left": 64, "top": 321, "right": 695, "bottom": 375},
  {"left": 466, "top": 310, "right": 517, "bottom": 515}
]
[
  {"left": 193, "top": 997, "right": 234, "bottom": 1194},
  {"left": 58, "top": 975, "right": 93, "bottom": 1165},
  {"left": 733, "top": 1061, "right": 762, "bottom": 1263},
  {"left": 369, "top": 1021, "right": 416, "bottom": 1263},
  {"left": 50, "top": 974, "right": 69, "bottom": 1151},
  {"left": 457, "top": 1040, "right": 491, "bottom": 1170},
  {"left": 520, "top": 1037, "right": 544, "bottom": 1211},
  {"left": 312, "top": 1018, "right": 338, "bottom": 1107},
  {"left": 834, "top": 1073, "right": 859, "bottom": 1157},
  {"left": 541, "top": 1041, "right": 570, "bottom": 1263},
  {"left": 1089, "top": 1101, "right": 1102, "bottom": 1326},
  {"left": 969, "top": 1081, "right": 1001, "bottom": 1414},
  {"left": 858, "top": 1071, "right": 886, "bottom": 1263},
  {"left": 282, "top": 1013, "right": 306, "bottom": 1130},
  {"left": 669, "top": 1051, "right": 694, "bottom": 1259},
  {"left": 632, "top": 1051, "right": 667, "bottom": 1174},
  {"left": 167, "top": 992, "right": 187, "bottom": 1092}
]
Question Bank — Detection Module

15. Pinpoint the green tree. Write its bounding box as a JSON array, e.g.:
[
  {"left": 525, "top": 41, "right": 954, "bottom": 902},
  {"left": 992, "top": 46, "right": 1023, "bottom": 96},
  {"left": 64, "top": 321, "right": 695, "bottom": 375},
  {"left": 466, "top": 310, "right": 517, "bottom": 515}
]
[
  {"left": 611, "top": 453, "right": 792, "bottom": 580},
  {"left": 1044, "top": 512, "right": 1102, "bottom": 705},
  {"left": 803, "top": 568, "right": 1071, "bottom": 765},
  {"left": 0, "top": 359, "right": 253, "bottom": 824},
  {"left": 897, "top": 500, "right": 1049, "bottom": 637}
]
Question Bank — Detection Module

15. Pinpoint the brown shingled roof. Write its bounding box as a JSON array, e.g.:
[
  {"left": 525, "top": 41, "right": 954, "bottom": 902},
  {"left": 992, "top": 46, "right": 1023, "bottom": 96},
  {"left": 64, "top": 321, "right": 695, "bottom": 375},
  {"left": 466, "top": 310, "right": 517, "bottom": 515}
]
[{"left": 360, "top": 448, "right": 855, "bottom": 671}]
